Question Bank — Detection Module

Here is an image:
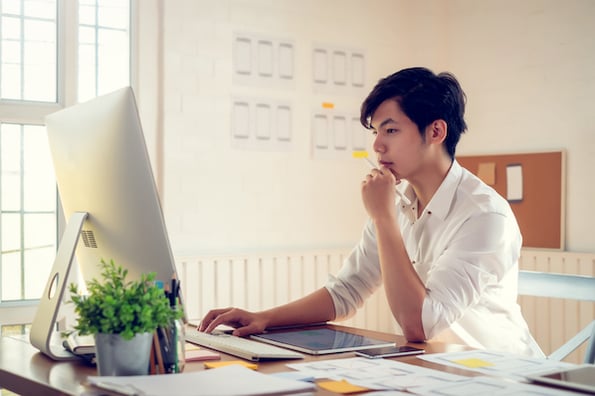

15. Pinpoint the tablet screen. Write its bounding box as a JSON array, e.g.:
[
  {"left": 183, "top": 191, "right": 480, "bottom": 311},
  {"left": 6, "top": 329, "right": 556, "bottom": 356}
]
[
  {"left": 251, "top": 328, "right": 395, "bottom": 355},
  {"left": 528, "top": 365, "right": 595, "bottom": 394}
]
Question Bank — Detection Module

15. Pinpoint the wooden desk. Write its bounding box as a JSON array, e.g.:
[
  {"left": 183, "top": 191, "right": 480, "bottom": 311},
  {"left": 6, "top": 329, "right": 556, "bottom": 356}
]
[{"left": 0, "top": 324, "right": 472, "bottom": 395}]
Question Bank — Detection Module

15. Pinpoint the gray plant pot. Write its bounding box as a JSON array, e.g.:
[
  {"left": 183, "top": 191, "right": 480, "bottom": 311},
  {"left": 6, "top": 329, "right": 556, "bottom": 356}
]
[{"left": 95, "top": 332, "right": 153, "bottom": 376}]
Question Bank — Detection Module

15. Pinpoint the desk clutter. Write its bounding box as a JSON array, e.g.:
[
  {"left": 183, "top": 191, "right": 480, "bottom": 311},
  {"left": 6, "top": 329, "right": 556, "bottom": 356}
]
[
  {"left": 2, "top": 331, "right": 592, "bottom": 396},
  {"left": 87, "top": 350, "right": 588, "bottom": 395}
]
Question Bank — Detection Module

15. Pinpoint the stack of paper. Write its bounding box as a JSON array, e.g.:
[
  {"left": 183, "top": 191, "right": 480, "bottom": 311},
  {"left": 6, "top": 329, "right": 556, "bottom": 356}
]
[{"left": 86, "top": 364, "right": 315, "bottom": 396}]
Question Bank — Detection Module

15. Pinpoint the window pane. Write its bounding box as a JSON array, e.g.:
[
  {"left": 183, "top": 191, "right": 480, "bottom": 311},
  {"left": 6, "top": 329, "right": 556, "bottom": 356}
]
[
  {"left": 1, "top": 16, "right": 20, "bottom": 40},
  {"left": 1, "top": 251, "right": 22, "bottom": 301},
  {"left": 24, "top": 213, "right": 54, "bottom": 249},
  {"left": 79, "top": 4, "right": 96, "bottom": 25},
  {"left": 24, "top": 245, "right": 53, "bottom": 299},
  {"left": 1, "top": 213, "right": 20, "bottom": 252},
  {"left": 0, "top": 0, "right": 56, "bottom": 101},
  {"left": 23, "top": 18, "right": 56, "bottom": 101},
  {"left": 23, "top": 125, "right": 55, "bottom": 211},
  {"left": 23, "top": 56, "right": 56, "bottom": 101},
  {"left": 1, "top": 123, "right": 21, "bottom": 211},
  {"left": 2, "top": 0, "right": 21, "bottom": 15},
  {"left": 97, "top": 28, "right": 128, "bottom": 95},
  {"left": 23, "top": 18, "right": 53, "bottom": 41},
  {"left": 98, "top": 0, "right": 128, "bottom": 29},
  {"left": 1, "top": 63, "right": 21, "bottom": 98},
  {"left": 24, "top": 0, "right": 54, "bottom": 18},
  {"left": 78, "top": 24, "right": 96, "bottom": 44},
  {"left": 78, "top": 0, "right": 129, "bottom": 102},
  {"left": 78, "top": 43, "right": 96, "bottom": 102},
  {"left": 2, "top": 40, "right": 20, "bottom": 63}
]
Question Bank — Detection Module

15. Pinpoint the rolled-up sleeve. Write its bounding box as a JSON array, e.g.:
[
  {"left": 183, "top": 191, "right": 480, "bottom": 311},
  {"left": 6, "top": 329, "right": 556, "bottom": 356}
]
[
  {"left": 421, "top": 211, "right": 520, "bottom": 339},
  {"left": 325, "top": 219, "right": 383, "bottom": 320}
]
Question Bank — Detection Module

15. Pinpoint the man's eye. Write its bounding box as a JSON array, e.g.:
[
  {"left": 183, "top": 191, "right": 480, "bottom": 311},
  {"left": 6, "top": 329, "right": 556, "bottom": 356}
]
[
  {"left": 387, "top": 128, "right": 398, "bottom": 134},
  {"left": 371, "top": 130, "right": 378, "bottom": 136}
]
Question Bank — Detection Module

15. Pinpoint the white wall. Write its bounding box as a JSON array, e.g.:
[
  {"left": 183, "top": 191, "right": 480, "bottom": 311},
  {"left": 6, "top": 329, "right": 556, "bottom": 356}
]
[
  {"left": 442, "top": 0, "right": 595, "bottom": 252},
  {"left": 136, "top": 0, "right": 595, "bottom": 255}
]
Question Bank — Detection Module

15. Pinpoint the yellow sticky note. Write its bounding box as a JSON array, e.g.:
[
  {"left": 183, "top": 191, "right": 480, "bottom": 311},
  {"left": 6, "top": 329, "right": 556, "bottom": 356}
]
[
  {"left": 317, "top": 379, "right": 369, "bottom": 394},
  {"left": 204, "top": 360, "right": 258, "bottom": 370},
  {"left": 452, "top": 358, "right": 494, "bottom": 368}
]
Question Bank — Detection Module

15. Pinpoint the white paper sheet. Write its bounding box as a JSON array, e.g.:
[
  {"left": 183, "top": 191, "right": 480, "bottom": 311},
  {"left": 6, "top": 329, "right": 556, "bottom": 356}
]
[
  {"left": 506, "top": 164, "right": 523, "bottom": 201},
  {"left": 87, "top": 364, "right": 315, "bottom": 396},
  {"left": 409, "top": 375, "right": 583, "bottom": 396},
  {"left": 287, "top": 357, "right": 467, "bottom": 391},
  {"left": 417, "top": 350, "right": 575, "bottom": 379}
]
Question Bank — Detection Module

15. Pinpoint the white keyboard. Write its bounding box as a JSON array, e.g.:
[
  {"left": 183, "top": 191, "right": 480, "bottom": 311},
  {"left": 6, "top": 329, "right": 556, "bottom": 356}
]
[{"left": 185, "top": 329, "right": 304, "bottom": 362}]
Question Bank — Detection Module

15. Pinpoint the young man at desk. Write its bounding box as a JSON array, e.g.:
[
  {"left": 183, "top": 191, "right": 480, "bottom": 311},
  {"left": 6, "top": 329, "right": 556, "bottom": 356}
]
[{"left": 200, "top": 67, "right": 544, "bottom": 358}]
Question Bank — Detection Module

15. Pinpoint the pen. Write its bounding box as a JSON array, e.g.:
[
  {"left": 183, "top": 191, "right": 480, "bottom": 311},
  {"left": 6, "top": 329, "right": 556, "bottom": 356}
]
[
  {"left": 363, "top": 156, "right": 376, "bottom": 169},
  {"left": 170, "top": 278, "right": 179, "bottom": 373},
  {"left": 362, "top": 155, "right": 411, "bottom": 205},
  {"left": 169, "top": 279, "right": 177, "bottom": 307}
]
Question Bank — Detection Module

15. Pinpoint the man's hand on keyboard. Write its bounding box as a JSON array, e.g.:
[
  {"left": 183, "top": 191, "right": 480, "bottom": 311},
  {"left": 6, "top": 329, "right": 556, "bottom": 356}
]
[{"left": 198, "top": 307, "right": 269, "bottom": 337}]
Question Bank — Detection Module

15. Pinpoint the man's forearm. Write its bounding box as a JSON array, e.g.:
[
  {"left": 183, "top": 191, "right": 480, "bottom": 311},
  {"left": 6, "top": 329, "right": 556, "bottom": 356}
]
[{"left": 260, "top": 287, "right": 336, "bottom": 329}]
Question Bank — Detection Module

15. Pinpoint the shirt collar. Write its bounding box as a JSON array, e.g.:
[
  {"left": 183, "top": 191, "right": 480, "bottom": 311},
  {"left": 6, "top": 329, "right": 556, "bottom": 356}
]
[{"left": 400, "top": 160, "right": 462, "bottom": 221}]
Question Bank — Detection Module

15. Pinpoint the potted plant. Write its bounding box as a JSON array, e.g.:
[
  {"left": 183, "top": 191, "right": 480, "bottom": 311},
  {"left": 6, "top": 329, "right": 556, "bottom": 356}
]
[{"left": 67, "top": 259, "right": 181, "bottom": 376}]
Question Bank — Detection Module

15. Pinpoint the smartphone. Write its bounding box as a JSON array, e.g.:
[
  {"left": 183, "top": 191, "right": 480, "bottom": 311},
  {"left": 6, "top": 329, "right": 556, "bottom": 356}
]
[{"left": 355, "top": 345, "right": 424, "bottom": 358}]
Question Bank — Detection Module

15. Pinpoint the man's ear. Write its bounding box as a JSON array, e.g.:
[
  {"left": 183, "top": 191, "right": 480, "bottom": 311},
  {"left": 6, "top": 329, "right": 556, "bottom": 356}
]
[{"left": 429, "top": 120, "right": 447, "bottom": 144}]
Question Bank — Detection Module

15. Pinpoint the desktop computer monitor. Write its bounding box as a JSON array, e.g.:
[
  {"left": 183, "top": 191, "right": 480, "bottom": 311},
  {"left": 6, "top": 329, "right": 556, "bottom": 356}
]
[{"left": 30, "top": 87, "right": 180, "bottom": 360}]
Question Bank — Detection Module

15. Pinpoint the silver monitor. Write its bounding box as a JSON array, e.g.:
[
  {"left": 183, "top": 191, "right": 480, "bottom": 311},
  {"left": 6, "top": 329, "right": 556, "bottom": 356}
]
[{"left": 30, "top": 87, "right": 180, "bottom": 360}]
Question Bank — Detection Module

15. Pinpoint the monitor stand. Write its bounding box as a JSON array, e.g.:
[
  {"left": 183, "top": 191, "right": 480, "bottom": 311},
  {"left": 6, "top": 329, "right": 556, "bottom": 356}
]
[{"left": 29, "top": 211, "right": 88, "bottom": 360}]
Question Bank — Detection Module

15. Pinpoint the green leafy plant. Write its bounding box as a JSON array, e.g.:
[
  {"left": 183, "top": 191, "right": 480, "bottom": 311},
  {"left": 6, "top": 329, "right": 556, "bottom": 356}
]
[{"left": 68, "top": 259, "right": 182, "bottom": 340}]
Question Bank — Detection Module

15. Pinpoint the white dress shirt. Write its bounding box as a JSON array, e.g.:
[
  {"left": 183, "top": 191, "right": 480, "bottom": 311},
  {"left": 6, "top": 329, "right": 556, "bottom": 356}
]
[{"left": 325, "top": 160, "right": 544, "bottom": 357}]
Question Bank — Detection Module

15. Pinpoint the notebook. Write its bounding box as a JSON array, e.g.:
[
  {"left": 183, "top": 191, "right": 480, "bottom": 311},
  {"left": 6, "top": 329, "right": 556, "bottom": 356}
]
[
  {"left": 250, "top": 328, "right": 395, "bottom": 355},
  {"left": 63, "top": 332, "right": 95, "bottom": 355}
]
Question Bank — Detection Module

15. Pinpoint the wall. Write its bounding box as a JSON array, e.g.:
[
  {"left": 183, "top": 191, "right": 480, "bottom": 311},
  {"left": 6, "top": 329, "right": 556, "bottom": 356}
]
[
  {"left": 443, "top": 0, "right": 595, "bottom": 252},
  {"left": 136, "top": 0, "right": 595, "bottom": 255}
]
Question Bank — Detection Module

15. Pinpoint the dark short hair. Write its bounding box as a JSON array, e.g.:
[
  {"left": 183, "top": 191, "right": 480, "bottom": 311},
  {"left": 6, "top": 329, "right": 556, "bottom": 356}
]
[{"left": 360, "top": 67, "right": 467, "bottom": 159}]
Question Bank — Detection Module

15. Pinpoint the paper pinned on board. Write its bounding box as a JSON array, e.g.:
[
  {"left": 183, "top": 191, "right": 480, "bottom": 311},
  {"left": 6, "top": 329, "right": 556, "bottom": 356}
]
[
  {"left": 506, "top": 164, "right": 523, "bottom": 201},
  {"left": 477, "top": 162, "right": 496, "bottom": 186}
]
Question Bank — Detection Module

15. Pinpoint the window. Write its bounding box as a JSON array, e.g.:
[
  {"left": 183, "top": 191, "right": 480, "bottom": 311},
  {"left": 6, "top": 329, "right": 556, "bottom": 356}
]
[
  {"left": 78, "top": 0, "right": 130, "bottom": 101},
  {"left": 0, "top": 0, "right": 132, "bottom": 333}
]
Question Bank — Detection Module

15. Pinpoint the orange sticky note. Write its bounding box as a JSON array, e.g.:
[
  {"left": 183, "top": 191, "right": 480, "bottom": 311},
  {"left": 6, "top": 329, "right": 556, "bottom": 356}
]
[
  {"left": 452, "top": 358, "right": 494, "bottom": 368},
  {"left": 317, "top": 379, "right": 369, "bottom": 394},
  {"left": 204, "top": 360, "right": 257, "bottom": 370}
]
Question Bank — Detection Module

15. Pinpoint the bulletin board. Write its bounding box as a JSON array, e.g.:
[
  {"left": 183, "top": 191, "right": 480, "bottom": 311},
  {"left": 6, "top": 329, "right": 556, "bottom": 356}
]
[{"left": 458, "top": 151, "right": 565, "bottom": 249}]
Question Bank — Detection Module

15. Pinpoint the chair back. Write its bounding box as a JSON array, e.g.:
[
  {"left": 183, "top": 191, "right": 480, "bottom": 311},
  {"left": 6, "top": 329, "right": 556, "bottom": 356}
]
[{"left": 518, "top": 270, "right": 595, "bottom": 363}]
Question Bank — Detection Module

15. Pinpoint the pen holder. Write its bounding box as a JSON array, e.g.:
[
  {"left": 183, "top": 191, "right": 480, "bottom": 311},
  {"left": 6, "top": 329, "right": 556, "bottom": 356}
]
[{"left": 152, "top": 316, "right": 185, "bottom": 374}]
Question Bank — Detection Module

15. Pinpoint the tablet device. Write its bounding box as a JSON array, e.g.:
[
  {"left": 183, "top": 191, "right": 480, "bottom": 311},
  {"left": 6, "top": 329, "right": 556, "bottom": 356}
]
[
  {"left": 355, "top": 345, "right": 424, "bottom": 358},
  {"left": 527, "top": 365, "right": 595, "bottom": 394},
  {"left": 250, "top": 328, "right": 395, "bottom": 355}
]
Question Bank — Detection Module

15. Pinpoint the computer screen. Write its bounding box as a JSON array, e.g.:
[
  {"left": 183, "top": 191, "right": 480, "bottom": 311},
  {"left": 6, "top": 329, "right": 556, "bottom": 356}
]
[{"left": 30, "top": 87, "right": 180, "bottom": 360}]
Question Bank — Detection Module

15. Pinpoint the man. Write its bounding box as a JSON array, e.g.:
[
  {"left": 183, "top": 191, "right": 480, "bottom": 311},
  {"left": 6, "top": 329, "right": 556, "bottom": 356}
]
[{"left": 200, "top": 67, "right": 543, "bottom": 357}]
